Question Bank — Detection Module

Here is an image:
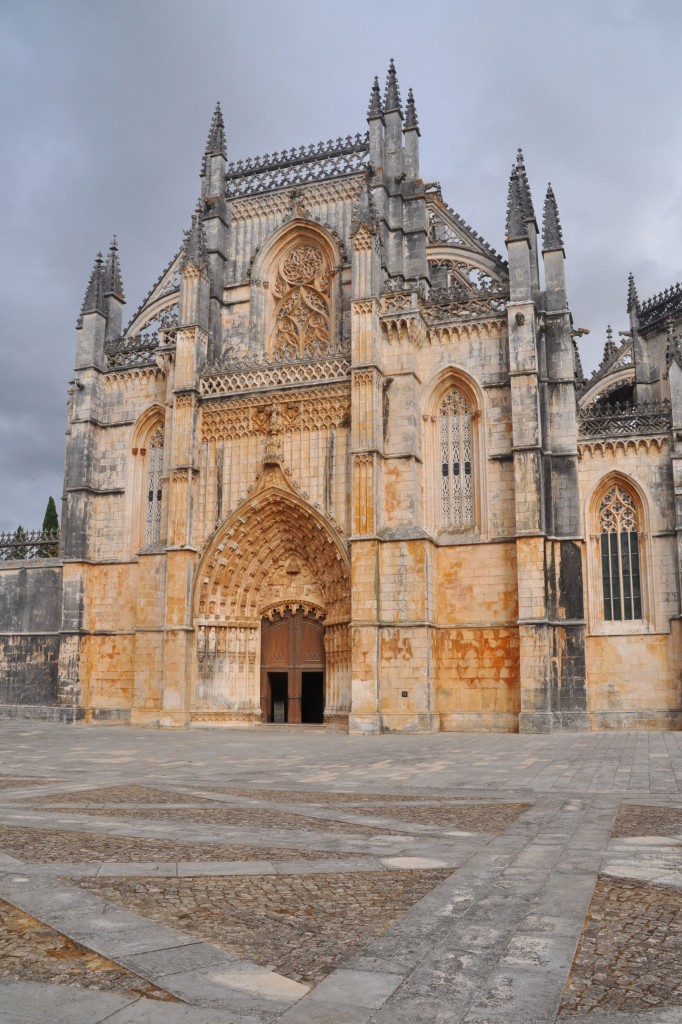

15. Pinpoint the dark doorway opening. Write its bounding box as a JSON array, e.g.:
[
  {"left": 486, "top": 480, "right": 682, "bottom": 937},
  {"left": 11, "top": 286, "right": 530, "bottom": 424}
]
[
  {"left": 261, "top": 610, "right": 326, "bottom": 724},
  {"left": 268, "top": 672, "right": 288, "bottom": 723},
  {"left": 301, "top": 671, "right": 324, "bottom": 724}
]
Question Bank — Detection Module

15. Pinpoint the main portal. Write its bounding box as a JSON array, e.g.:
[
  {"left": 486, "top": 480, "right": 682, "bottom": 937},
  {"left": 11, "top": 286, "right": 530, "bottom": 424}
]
[{"left": 260, "top": 609, "right": 325, "bottom": 724}]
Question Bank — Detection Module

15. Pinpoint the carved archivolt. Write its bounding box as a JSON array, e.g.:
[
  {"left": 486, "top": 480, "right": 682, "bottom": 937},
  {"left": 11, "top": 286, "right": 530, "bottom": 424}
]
[
  {"left": 272, "top": 243, "right": 332, "bottom": 360},
  {"left": 194, "top": 465, "right": 351, "bottom": 625},
  {"left": 200, "top": 383, "right": 350, "bottom": 441}
]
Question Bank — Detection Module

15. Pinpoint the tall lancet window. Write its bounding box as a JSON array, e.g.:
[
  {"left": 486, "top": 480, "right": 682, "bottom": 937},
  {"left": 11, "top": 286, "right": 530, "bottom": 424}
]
[
  {"left": 599, "top": 484, "right": 642, "bottom": 621},
  {"left": 145, "top": 427, "right": 164, "bottom": 545},
  {"left": 439, "top": 388, "right": 474, "bottom": 528}
]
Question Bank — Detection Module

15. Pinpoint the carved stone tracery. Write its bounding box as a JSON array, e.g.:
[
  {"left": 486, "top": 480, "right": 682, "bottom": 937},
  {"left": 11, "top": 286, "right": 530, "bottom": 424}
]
[{"left": 272, "top": 243, "right": 332, "bottom": 360}]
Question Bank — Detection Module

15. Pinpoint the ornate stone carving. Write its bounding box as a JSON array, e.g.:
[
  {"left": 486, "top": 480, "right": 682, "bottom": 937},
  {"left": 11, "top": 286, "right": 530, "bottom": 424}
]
[
  {"left": 103, "top": 367, "right": 164, "bottom": 388},
  {"left": 272, "top": 242, "right": 332, "bottom": 360},
  {"left": 224, "top": 133, "right": 369, "bottom": 198},
  {"left": 578, "top": 437, "right": 669, "bottom": 458},
  {"left": 200, "top": 383, "right": 350, "bottom": 441},
  {"left": 201, "top": 357, "right": 350, "bottom": 397}
]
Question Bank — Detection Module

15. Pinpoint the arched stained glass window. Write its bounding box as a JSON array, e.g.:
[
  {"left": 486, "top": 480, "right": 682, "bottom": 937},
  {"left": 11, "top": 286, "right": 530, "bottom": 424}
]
[
  {"left": 598, "top": 484, "right": 642, "bottom": 621},
  {"left": 439, "top": 389, "right": 473, "bottom": 528},
  {"left": 145, "top": 427, "right": 164, "bottom": 545}
]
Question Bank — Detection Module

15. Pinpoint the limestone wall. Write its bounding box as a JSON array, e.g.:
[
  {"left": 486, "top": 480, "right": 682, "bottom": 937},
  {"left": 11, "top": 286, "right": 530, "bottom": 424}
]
[{"left": 578, "top": 439, "right": 681, "bottom": 727}]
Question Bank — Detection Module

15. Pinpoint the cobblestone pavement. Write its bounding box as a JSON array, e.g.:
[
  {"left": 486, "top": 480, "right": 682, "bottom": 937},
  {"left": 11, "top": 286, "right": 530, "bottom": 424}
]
[
  {"left": 39, "top": 785, "right": 215, "bottom": 805},
  {"left": 0, "top": 825, "right": 371, "bottom": 864},
  {"left": 76, "top": 869, "right": 451, "bottom": 985},
  {"left": 559, "top": 876, "right": 682, "bottom": 1015},
  {"left": 0, "top": 722, "right": 681, "bottom": 1024},
  {"left": 0, "top": 897, "right": 176, "bottom": 1002},
  {"left": 612, "top": 802, "right": 682, "bottom": 837}
]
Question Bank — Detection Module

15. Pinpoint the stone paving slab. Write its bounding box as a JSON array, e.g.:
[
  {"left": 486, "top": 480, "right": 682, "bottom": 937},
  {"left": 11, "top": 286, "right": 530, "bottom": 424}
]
[{"left": 1, "top": 722, "right": 682, "bottom": 1022}]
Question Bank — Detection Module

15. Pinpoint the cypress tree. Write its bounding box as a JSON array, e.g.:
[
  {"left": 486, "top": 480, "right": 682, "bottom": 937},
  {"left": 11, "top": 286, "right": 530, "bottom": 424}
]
[
  {"left": 13, "top": 526, "right": 27, "bottom": 559},
  {"left": 41, "top": 496, "right": 59, "bottom": 556}
]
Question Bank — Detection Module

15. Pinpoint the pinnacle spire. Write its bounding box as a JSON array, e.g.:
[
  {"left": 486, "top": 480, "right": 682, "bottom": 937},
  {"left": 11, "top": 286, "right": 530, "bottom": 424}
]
[
  {"left": 627, "top": 272, "right": 640, "bottom": 314},
  {"left": 515, "top": 148, "right": 536, "bottom": 225},
  {"left": 542, "top": 183, "right": 563, "bottom": 252},
  {"left": 367, "top": 76, "right": 382, "bottom": 119},
  {"left": 506, "top": 167, "right": 526, "bottom": 241},
  {"left": 205, "top": 101, "right": 226, "bottom": 159},
  {"left": 103, "top": 236, "right": 125, "bottom": 300},
  {"left": 78, "top": 251, "right": 106, "bottom": 324},
  {"left": 573, "top": 337, "right": 586, "bottom": 384},
  {"left": 404, "top": 88, "right": 419, "bottom": 132},
  {"left": 382, "top": 58, "right": 403, "bottom": 117},
  {"left": 351, "top": 173, "right": 376, "bottom": 233},
  {"left": 183, "top": 200, "right": 207, "bottom": 266},
  {"left": 602, "top": 325, "right": 617, "bottom": 366}
]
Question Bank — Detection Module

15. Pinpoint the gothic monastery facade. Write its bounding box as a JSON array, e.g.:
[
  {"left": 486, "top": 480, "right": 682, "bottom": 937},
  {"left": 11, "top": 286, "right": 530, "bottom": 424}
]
[{"left": 1, "top": 62, "right": 681, "bottom": 732}]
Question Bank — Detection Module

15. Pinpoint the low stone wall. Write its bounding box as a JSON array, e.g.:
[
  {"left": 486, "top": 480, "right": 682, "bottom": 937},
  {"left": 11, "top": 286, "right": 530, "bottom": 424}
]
[{"left": 0, "top": 560, "right": 64, "bottom": 717}]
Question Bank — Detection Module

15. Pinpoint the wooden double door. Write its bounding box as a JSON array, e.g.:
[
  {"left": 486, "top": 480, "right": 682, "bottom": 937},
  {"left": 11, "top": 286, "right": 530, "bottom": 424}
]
[{"left": 260, "top": 610, "right": 325, "bottom": 724}]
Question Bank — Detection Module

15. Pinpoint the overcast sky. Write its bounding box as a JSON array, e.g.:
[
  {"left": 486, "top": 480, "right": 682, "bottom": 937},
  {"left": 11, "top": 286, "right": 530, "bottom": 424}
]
[{"left": 1, "top": 0, "right": 682, "bottom": 532}]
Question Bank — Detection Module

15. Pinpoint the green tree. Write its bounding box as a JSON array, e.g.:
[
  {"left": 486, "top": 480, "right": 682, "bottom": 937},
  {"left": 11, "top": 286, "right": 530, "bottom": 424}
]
[{"left": 41, "top": 496, "right": 59, "bottom": 556}]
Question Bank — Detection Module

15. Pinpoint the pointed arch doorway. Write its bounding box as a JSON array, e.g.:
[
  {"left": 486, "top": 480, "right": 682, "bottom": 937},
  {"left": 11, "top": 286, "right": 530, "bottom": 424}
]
[{"left": 261, "top": 608, "right": 325, "bottom": 724}]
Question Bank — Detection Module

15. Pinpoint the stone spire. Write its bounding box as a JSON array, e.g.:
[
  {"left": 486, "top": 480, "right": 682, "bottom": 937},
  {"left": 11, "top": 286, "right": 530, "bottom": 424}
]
[
  {"left": 103, "top": 237, "right": 124, "bottom": 300},
  {"left": 505, "top": 168, "right": 527, "bottom": 241},
  {"left": 382, "top": 58, "right": 403, "bottom": 117},
  {"left": 78, "top": 252, "right": 106, "bottom": 324},
  {"left": 204, "top": 101, "right": 226, "bottom": 160},
  {"left": 367, "top": 76, "right": 383, "bottom": 120},
  {"left": 542, "top": 184, "right": 563, "bottom": 252},
  {"left": 601, "top": 325, "right": 617, "bottom": 366},
  {"left": 183, "top": 200, "right": 207, "bottom": 268},
  {"left": 627, "top": 272, "right": 640, "bottom": 314},
  {"left": 404, "top": 88, "right": 419, "bottom": 133},
  {"left": 573, "top": 338, "right": 586, "bottom": 384},
  {"left": 515, "top": 149, "right": 536, "bottom": 227}
]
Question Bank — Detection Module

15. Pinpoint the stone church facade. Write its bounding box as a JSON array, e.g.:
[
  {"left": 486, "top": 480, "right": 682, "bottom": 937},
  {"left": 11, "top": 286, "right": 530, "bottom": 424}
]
[{"left": 2, "top": 63, "right": 681, "bottom": 732}]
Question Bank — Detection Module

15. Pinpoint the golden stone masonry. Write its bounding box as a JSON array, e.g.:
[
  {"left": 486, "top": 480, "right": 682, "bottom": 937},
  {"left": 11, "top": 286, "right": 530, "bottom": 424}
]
[{"left": 1, "top": 63, "right": 681, "bottom": 733}]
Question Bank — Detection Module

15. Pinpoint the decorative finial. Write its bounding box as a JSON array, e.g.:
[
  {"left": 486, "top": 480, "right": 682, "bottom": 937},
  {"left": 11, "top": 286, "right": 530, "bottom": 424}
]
[
  {"left": 515, "top": 148, "right": 536, "bottom": 224},
  {"left": 103, "top": 236, "right": 124, "bottom": 300},
  {"left": 205, "top": 101, "right": 226, "bottom": 158},
  {"left": 627, "top": 272, "right": 640, "bottom": 314},
  {"left": 382, "top": 58, "right": 403, "bottom": 117},
  {"left": 542, "top": 183, "right": 563, "bottom": 251},
  {"left": 505, "top": 167, "right": 526, "bottom": 241},
  {"left": 183, "top": 201, "right": 207, "bottom": 267},
  {"left": 601, "top": 325, "right": 617, "bottom": 366},
  {"left": 78, "top": 250, "right": 107, "bottom": 325},
  {"left": 404, "top": 88, "right": 419, "bottom": 133},
  {"left": 367, "top": 76, "right": 382, "bottom": 119}
]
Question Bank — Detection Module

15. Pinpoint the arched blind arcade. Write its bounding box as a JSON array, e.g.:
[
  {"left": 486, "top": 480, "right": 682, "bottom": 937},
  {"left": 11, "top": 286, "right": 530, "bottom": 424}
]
[
  {"left": 598, "top": 484, "right": 642, "bottom": 621},
  {"left": 439, "top": 388, "right": 474, "bottom": 528},
  {"left": 145, "top": 426, "right": 164, "bottom": 545}
]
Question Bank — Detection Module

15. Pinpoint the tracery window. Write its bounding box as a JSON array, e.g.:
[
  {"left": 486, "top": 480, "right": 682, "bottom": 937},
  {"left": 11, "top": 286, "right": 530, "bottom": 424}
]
[
  {"left": 271, "top": 243, "right": 332, "bottom": 360},
  {"left": 598, "top": 484, "right": 642, "bottom": 621},
  {"left": 439, "top": 388, "right": 474, "bottom": 528},
  {"left": 145, "top": 426, "right": 164, "bottom": 545}
]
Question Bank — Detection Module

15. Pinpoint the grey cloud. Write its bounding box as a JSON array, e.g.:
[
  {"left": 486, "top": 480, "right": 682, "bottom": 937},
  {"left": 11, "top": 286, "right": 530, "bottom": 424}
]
[{"left": 1, "top": 0, "right": 681, "bottom": 529}]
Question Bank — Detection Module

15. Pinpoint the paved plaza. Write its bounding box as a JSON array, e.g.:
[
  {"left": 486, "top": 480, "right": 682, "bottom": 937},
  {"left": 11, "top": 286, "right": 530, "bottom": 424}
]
[{"left": 0, "top": 724, "right": 681, "bottom": 1023}]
